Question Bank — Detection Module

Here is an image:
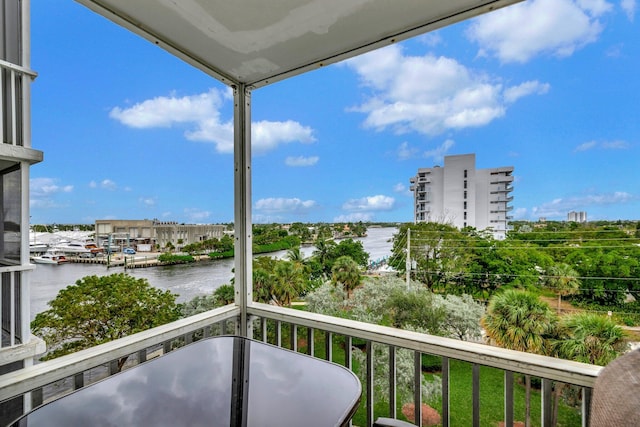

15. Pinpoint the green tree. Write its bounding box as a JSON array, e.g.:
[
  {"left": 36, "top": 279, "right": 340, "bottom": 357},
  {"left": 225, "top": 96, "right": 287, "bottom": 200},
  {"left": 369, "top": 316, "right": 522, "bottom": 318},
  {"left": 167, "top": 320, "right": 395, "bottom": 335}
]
[
  {"left": 331, "top": 255, "right": 362, "bottom": 298},
  {"left": 385, "top": 287, "right": 446, "bottom": 334},
  {"left": 285, "top": 247, "right": 305, "bottom": 263},
  {"left": 554, "top": 313, "right": 627, "bottom": 366},
  {"left": 31, "top": 274, "right": 180, "bottom": 369},
  {"left": 273, "top": 260, "right": 306, "bottom": 305},
  {"left": 482, "top": 290, "right": 558, "bottom": 427},
  {"left": 545, "top": 263, "right": 581, "bottom": 310},
  {"left": 390, "top": 222, "right": 473, "bottom": 291}
]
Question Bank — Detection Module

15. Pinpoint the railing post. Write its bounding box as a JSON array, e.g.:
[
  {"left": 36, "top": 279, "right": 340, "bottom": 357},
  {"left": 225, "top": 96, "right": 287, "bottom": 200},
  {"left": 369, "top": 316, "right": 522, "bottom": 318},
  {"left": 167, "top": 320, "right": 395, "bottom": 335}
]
[
  {"left": 582, "top": 387, "right": 592, "bottom": 427},
  {"left": 541, "top": 379, "right": 553, "bottom": 427},
  {"left": 414, "top": 351, "right": 422, "bottom": 427},
  {"left": 442, "top": 357, "right": 450, "bottom": 427},
  {"left": 366, "top": 341, "right": 374, "bottom": 427},
  {"left": 389, "top": 345, "right": 397, "bottom": 419},
  {"left": 472, "top": 363, "right": 480, "bottom": 427},
  {"left": 504, "top": 370, "right": 514, "bottom": 427}
]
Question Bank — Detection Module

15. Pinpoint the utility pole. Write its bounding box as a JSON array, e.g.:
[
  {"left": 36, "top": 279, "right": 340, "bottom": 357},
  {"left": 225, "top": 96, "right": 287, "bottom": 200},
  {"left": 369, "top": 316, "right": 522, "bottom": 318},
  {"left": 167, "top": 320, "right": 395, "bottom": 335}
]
[{"left": 406, "top": 228, "right": 411, "bottom": 289}]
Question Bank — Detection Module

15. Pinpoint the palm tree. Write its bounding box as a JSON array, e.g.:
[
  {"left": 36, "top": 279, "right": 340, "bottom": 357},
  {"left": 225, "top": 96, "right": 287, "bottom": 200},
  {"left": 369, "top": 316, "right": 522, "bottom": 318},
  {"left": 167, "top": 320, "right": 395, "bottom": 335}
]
[
  {"left": 273, "top": 261, "right": 306, "bottom": 306},
  {"left": 545, "top": 263, "right": 581, "bottom": 311},
  {"left": 554, "top": 312, "right": 627, "bottom": 366},
  {"left": 482, "top": 289, "right": 558, "bottom": 427},
  {"left": 285, "top": 247, "right": 304, "bottom": 263},
  {"left": 331, "top": 256, "right": 361, "bottom": 299},
  {"left": 550, "top": 312, "right": 627, "bottom": 426}
]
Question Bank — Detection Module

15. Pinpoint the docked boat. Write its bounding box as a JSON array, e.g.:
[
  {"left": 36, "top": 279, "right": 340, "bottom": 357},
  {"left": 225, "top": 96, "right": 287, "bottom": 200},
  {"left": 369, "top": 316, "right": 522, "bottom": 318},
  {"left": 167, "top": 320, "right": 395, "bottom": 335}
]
[
  {"left": 51, "top": 240, "right": 91, "bottom": 255},
  {"left": 32, "top": 250, "right": 68, "bottom": 265}
]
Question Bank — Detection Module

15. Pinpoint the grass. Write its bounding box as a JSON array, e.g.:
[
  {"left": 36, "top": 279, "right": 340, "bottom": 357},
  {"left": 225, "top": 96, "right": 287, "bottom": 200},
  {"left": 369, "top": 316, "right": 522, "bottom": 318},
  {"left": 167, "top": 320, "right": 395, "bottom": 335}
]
[{"left": 255, "top": 321, "right": 583, "bottom": 426}]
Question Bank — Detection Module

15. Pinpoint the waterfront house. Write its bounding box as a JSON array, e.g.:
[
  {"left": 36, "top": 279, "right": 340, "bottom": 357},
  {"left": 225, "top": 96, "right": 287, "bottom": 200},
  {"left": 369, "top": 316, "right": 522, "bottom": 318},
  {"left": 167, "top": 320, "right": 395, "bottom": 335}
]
[{"left": 1, "top": 1, "right": 603, "bottom": 426}]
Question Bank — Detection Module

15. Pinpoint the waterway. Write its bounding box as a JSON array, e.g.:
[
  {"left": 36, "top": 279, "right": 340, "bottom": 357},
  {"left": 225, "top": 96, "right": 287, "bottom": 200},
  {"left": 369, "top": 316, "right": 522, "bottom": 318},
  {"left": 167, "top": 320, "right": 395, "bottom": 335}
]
[{"left": 30, "top": 227, "right": 397, "bottom": 319}]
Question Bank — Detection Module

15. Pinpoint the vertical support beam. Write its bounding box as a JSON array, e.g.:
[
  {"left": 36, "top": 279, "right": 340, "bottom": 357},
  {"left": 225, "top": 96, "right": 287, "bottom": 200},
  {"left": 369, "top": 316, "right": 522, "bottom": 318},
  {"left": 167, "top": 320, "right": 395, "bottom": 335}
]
[
  {"left": 22, "top": 0, "right": 33, "bottom": 149},
  {"left": 541, "top": 379, "right": 553, "bottom": 427},
  {"left": 389, "top": 346, "right": 396, "bottom": 419},
  {"left": 325, "top": 331, "right": 332, "bottom": 361},
  {"left": 275, "top": 320, "right": 281, "bottom": 347},
  {"left": 233, "top": 84, "right": 252, "bottom": 337},
  {"left": 366, "top": 341, "right": 374, "bottom": 427},
  {"left": 290, "top": 324, "right": 297, "bottom": 351},
  {"left": 504, "top": 370, "right": 514, "bottom": 427},
  {"left": 582, "top": 387, "right": 592, "bottom": 427},
  {"left": 414, "top": 351, "right": 422, "bottom": 427},
  {"left": 442, "top": 357, "right": 450, "bottom": 427},
  {"left": 472, "top": 363, "right": 480, "bottom": 427}
]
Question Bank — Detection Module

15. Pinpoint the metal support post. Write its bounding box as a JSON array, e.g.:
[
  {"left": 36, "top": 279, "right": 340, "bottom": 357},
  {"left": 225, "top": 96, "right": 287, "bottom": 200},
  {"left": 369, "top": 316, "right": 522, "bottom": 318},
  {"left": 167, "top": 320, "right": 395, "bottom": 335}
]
[{"left": 233, "top": 84, "right": 252, "bottom": 337}]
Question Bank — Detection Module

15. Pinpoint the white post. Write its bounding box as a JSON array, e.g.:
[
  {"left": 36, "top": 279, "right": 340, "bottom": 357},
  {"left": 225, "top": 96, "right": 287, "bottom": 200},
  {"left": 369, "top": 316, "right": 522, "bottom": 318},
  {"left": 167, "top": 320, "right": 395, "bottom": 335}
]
[
  {"left": 406, "top": 228, "right": 411, "bottom": 289},
  {"left": 233, "top": 84, "right": 252, "bottom": 337}
]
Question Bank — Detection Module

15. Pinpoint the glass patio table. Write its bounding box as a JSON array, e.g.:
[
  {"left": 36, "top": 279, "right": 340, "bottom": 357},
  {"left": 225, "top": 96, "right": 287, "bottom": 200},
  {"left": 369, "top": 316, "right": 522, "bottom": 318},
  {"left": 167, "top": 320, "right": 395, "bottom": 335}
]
[{"left": 10, "top": 336, "right": 362, "bottom": 427}]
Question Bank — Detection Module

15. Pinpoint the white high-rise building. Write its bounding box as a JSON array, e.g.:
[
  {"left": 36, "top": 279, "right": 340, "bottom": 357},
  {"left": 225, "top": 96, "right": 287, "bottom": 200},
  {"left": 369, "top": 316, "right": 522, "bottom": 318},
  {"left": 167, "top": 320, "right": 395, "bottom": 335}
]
[
  {"left": 567, "top": 211, "right": 587, "bottom": 223},
  {"left": 409, "top": 154, "right": 514, "bottom": 239}
]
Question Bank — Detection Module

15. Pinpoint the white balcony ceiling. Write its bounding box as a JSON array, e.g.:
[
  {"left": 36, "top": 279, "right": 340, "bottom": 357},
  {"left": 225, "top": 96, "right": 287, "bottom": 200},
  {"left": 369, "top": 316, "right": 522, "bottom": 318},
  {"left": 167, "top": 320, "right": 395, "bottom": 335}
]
[{"left": 76, "top": 0, "right": 522, "bottom": 89}]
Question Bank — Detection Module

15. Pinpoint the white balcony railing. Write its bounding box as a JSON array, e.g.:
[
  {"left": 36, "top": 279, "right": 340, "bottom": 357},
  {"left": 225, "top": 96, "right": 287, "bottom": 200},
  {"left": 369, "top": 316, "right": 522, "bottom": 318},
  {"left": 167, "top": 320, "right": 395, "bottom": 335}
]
[
  {"left": 1, "top": 264, "right": 35, "bottom": 349},
  {"left": 0, "top": 58, "right": 37, "bottom": 147},
  {"left": 0, "top": 302, "right": 601, "bottom": 426}
]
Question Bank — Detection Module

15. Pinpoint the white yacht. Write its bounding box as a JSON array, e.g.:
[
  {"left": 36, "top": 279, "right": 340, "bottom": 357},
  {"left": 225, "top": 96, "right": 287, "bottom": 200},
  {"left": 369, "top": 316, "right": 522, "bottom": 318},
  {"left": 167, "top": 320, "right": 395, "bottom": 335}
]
[
  {"left": 32, "top": 250, "right": 68, "bottom": 265},
  {"left": 51, "top": 240, "right": 91, "bottom": 254}
]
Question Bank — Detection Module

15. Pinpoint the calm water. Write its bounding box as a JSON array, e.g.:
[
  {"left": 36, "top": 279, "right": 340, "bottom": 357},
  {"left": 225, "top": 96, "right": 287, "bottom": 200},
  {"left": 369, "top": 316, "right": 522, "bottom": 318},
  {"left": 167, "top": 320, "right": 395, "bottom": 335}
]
[{"left": 30, "top": 227, "right": 397, "bottom": 318}]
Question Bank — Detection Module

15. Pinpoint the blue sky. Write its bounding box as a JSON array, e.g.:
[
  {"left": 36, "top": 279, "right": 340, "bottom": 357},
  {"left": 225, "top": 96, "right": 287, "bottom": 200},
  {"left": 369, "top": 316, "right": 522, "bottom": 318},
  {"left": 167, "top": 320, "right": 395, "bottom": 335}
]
[{"left": 29, "top": 0, "right": 639, "bottom": 225}]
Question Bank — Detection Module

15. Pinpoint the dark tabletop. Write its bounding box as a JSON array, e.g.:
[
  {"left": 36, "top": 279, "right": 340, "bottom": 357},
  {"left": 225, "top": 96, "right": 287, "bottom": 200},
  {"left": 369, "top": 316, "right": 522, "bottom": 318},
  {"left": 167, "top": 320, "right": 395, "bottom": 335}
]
[{"left": 12, "top": 336, "right": 361, "bottom": 427}]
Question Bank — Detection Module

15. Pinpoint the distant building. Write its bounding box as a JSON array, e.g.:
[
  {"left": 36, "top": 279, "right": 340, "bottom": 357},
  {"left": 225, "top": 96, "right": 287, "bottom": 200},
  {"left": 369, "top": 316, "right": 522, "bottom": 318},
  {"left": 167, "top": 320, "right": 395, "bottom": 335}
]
[
  {"left": 94, "top": 219, "right": 226, "bottom": 251},
  {"left": 409, "top": 154, "right": 514, "bottom": 239},
  {"left": 567, "top": 211, "right": 587, "bottom": 223}
]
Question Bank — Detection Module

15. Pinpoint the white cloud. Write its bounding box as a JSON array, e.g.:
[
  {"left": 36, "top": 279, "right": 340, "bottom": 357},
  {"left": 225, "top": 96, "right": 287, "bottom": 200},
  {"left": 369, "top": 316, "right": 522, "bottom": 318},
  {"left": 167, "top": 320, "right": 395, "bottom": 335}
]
[
  {"left": 513, "top": 207, "right": 529, "bottom": 220},
  {"left": 100, "top": 179, "right": 117, "bottom": 191},
  {"left": 254, "top": 197, "right": 317, "bottom": 214},
  {"left": 532, "top": 191, "right": 636, "bottom": 218},
  {"left": 333, "top": 213, "right": 374, "bottom": 222},
  {"left": 397, "top": 141, "right": 418, "bottom": 160},
  {"left": 346, "top": 45, "right": 547, "bottom": 136},
  {"left": 574, "top": 140, "right": 630, "bottom": 151},
  {"left": 393, "top": 183, "right": 406, "bottom": 193},
  {"left": 30, "top": 178, "right": 73, "bottom": 208},
  {"left": 601, "top": 140, "right": 630, "bottom": 149},
  {"left": 504, "top": 81, "right": 551, "bottom": 103},
  {"left": 342, "top": 195, "right": 395, "bottom": 211},
  {"left": 621, "top": 0, "right": 636, "bottom": 20},
  {"left": 468, "top": 0, "right": 611, "bottom": 63},
  {"left": 285, "top": 156, "right": 319, "bottom": 167},
  {"left": 110, "top": 89, "right": 222, "bottom": 128},
  {"left": 253, "top": 214, "right": 285, "bottom": 224},
  {"left": 184, "top": 208, "right": 211, "bottom": 223},
  {"left": 423, "top": 139, "right": 455, "bottom": 162},
  {"left": 31, "top": 178, "right": 73, "bottom": 196},
  {"left": 139, "top": 197, "right": 156, "bottom": 207},
  {"left": 111, "top": 89, "right": 315, "bottom": 154},
  {"left": 574, "top": 141, "right": 598, "bottom": 152}
]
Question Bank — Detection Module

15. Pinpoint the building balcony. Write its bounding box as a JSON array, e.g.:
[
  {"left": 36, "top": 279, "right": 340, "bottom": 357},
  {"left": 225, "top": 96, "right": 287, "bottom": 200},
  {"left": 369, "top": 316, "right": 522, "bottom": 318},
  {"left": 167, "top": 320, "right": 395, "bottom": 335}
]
[
  {"left": 0, "top": 302, "right": 600, "bottom": 426},
  {"left": 0, "top": 58, "right": 37, "bottom": 148},
  {"left": 490, "top": 175, "right": 514, "bottom": 185}
]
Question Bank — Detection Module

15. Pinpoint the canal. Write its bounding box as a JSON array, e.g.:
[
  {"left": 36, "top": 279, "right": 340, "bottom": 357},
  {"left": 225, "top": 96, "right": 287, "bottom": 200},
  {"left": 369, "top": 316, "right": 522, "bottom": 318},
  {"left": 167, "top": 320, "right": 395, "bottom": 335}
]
[{"left": 30, "top": 227, "right": 397, "bottom": 318}]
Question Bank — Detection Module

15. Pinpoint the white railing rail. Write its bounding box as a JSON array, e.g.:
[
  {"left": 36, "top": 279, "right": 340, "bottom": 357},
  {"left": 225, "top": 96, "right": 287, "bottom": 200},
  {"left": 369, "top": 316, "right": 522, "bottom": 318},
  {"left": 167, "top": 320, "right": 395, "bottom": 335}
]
[
  {"left": 1, "top": 302, "right": 602, "bottom": 426},
  {"left": 247, "top": 303, "right": 602, "bottom": 427},
  {"left": 0, "top": 304, "right": 239, "bottom": 404}
]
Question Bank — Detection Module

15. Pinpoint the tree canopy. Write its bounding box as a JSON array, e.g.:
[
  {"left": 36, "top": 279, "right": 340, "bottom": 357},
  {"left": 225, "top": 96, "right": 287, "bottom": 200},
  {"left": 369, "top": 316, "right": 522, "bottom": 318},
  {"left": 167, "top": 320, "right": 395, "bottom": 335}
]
[{"left": 32, "top": 274, "right": 180, "bottom": 361}]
